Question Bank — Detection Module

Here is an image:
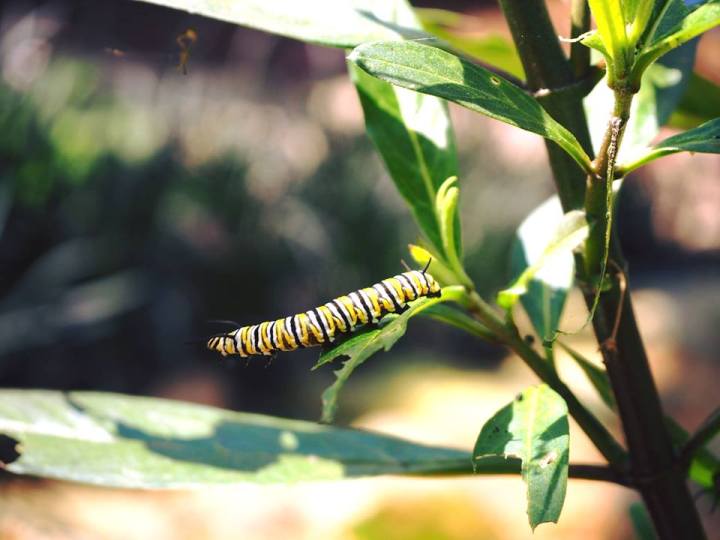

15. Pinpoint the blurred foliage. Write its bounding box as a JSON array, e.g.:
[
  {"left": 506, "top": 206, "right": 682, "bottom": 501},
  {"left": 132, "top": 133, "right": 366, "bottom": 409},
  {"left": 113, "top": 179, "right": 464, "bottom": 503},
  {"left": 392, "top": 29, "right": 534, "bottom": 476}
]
[{"left": 0, "top": 45, "right": 505, "bottom": 420}]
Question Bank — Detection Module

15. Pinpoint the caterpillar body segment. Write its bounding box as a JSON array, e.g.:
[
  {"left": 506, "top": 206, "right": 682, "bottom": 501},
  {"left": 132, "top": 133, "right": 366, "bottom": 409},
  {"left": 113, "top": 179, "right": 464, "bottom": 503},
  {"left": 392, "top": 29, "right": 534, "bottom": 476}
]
[{"left": 207, "top": 270, "right": 441, "bottom": 358}]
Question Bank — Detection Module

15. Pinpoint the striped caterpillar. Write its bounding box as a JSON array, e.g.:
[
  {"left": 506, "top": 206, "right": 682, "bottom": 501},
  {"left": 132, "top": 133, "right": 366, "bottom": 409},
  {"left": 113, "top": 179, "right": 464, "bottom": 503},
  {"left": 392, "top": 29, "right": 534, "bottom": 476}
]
[{"left": 207, "top": 269, "right": 441, "bottom": 358}]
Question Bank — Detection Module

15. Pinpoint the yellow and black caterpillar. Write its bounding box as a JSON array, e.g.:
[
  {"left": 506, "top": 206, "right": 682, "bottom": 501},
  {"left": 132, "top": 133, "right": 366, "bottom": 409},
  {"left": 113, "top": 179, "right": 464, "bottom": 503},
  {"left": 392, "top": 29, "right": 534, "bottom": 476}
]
[{"left": 207, "top": 269, "right": 441, "bottom": 357}]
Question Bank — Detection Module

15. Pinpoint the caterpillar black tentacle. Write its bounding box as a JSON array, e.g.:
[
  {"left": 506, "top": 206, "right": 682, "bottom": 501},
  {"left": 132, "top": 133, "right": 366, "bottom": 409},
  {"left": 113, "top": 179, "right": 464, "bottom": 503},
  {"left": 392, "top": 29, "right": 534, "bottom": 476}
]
[{"left": 207, "top": 270, "right": 441, "bottom": 358}]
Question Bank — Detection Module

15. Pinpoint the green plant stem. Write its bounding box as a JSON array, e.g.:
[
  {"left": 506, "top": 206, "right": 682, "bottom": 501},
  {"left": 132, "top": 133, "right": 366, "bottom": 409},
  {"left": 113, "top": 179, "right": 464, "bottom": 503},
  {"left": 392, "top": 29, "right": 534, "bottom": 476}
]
[
  {"left": 498, "top": 1, "right": 706, "bottom": 537},
  {"left": 497, "top": 0, "right": 592, "bottom": 211},
  {"left": 425, "top": 459, "right": 631, "bottom": 485},
  {"left": 584, "top": 89, "right": 706, "bottom": 540},
  {"left": 464, "top": 291, "right": 627, "bottom": 469}
]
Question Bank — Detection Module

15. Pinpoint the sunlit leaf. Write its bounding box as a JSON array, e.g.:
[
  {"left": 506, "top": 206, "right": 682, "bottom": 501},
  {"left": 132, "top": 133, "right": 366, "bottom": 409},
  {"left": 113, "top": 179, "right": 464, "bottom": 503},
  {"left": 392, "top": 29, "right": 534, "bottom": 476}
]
[
  {"left": 350, "top": 66, "right": 459, "bottom": 259},
  {"left": 633, "top": 0, "right": 720, "bottom": 80},
  {"left": 619, "top": 117, "right": 720, "bottom": 173},
  {"left": 131, "top": 0, "right": 427, "bottom": 48},
  {"left": 473, "top": 384, "right": 569, "bottom": 530},
  {"left": 0, "top": 389, "right": 482, "bottom": 487},
  {"left": 348, "top": 41, "right": 593, "bottom": 172},
  {"left": 315, "top": 286, "right": 464, "bottom": 423},
  {"left": 499, "top": 209, "right": 587, "bottom": 313},
  {"left": 348, "top": 2, "right": 460, "bottom": 261},
  {"left": 505, "top": 197, "right": 582, "bottom": 340},
  {"left": 588, "top": 0, "right": 630, "bottom": 79}
]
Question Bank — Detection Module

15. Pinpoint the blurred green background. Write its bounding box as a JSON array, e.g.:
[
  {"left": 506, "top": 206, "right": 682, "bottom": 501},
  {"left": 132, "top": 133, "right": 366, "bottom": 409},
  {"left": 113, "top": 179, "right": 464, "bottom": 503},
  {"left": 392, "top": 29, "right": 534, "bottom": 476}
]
[{"left": 1, "top": 1, "right": 719, "bottom": 538}]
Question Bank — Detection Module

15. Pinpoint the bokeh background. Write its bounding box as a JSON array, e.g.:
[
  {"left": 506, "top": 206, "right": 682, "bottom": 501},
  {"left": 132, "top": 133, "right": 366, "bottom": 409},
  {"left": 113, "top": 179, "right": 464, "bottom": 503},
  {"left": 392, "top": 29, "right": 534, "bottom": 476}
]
[{"left": 0, "top": 0, "right": 719, "bottom": 538}]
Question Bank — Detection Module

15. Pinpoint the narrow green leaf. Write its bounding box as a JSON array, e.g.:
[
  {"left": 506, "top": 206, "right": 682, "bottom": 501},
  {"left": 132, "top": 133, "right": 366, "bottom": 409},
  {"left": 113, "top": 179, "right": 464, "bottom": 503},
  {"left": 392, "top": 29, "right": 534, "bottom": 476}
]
[
  {"left": 559, "top": 343, "right": 720, "bottom": 490},
  {"left": 619, "top": 117, "right": 720, "bottom": 173},
  {"left": 131, "top": 0, "right": 427, "bottom": 48},
  {"left": 350, "top": 64, "right": 459, "bottom": 258},
  {"left": 421, "top": 303, "right": 495, "bottom": 341},
  {"left": 435, "top": 176, "right": 470, "bottom": 284},
  {"left": 348, "top": 41, "right": 593, "bottom": 173},
  {"left": 0, "top": 389, "right": 474, "bottom": 488},
  {"left": 665, "top": 418, "right": 720, "bottom": 490},
  {"left": 670, "top": 72, "right": 720, "bottom": 128},
  {"left": 558, "top": 342, "right": 616, "bottom": 410},
  {"left": 504, "top": 197, "right": 583, "bottom": 340},
  {"left": 473, "top": 384, "right": 569, "bottom": 530},
  {"left": 629, "top": 502, "right": 657, "bottom": 540},
  {"left": 634, "top": 0, "right": 720, "bottom": 79},
  {"left": 588, "top": 0, "right": 630, "bottom": 77},
  {"left": 315, "top": 286, "right": 464, "bottom": 423}
]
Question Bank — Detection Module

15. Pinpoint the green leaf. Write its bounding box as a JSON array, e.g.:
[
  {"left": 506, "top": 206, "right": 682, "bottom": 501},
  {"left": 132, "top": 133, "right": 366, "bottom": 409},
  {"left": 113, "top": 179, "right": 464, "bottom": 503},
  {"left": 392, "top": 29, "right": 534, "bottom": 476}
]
[
  {"left": 473, "top": 384, "right": 569, "bottom": 530},
  {"left": 421, "top": 303, "right": 495, "bottom": 341},
  {"left": 588, "top": 0, "right": 630, "bottom": 79},
  {"left": 503, "top": 197, "right": 585, "bottom": 340},
  {"left": 131, "top": 0, "right": 427, "bottom": 48},
  {"left": 558, "top": 342, "right": 617, "bottom": 410},
  {"left": 499, "top": 209, "right": 588, "bottom": 311},
  {"left": 619, "top": 117, "right": 720, "bottom": 173},
  {"left": 634, "top": 0, "right": 720, "bottom": 81},
  {"left": 415, "top": 8, "right": 525, "bottom": 79},
  {"left": 560, "top": 343, "right": 720, "bottom": 490},
  {"left": 348, "top": 41, "right": 593, "bottom": 173},
  {"left": 628, "top": 502, "right": 657, "bottom": 540},
  {"left": 350, "top": 64, "right": 459, "bottom": 259},
  {"left": 315, "top": 286, "right": 465, "bottom": 423},
  {"left": 670, "top": 72, "right": 720, "bottom": 128},
  {"left": 0, "top": 389, "right": 478, "bottom": 487}
]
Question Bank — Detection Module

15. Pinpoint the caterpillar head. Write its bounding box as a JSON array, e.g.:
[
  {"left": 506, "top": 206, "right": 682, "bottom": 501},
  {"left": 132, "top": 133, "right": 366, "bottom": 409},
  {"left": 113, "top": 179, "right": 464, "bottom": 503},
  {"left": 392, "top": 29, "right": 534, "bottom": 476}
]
[{"left": 423, "top": 272, "right": 442, "bottom": 298}]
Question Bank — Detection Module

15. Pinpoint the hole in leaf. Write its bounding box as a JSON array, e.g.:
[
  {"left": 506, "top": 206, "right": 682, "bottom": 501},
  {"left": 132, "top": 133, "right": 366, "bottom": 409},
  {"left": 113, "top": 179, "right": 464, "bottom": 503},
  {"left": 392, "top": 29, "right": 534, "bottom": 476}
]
[
  {"left": 490, "top": 76, "right": 501, "bottom": 86},
  {"left": 0, "top": 434, "right": 20, "bottom": 466}
]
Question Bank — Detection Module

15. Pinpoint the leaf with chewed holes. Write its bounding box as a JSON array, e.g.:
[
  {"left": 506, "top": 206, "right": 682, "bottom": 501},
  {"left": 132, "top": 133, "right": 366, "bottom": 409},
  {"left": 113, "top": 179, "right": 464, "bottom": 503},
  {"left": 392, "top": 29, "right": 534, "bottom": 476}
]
[
  {"left": 315, "top": 286, "right": 464, "bottom": 423},
  {"left": 473, "top": 384, "right": 569, "bottom": 530}
]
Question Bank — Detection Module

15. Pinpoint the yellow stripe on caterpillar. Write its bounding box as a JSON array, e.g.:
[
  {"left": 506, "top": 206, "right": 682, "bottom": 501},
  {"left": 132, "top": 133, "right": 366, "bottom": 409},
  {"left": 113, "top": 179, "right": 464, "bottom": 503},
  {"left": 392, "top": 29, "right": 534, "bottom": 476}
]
[{"left": 207, "top": 270, "right": 441, "bottom": 358}]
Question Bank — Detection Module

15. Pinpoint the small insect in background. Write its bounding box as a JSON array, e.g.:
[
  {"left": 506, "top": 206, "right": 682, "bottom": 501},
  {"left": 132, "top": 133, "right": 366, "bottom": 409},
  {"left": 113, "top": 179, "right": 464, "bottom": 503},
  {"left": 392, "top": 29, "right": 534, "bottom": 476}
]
[
  {"left": 103, "top": 28, "right": 198, "bottom": 75},
  {"left": 176, "top": 28, "right": 197, "bottom": 75}
]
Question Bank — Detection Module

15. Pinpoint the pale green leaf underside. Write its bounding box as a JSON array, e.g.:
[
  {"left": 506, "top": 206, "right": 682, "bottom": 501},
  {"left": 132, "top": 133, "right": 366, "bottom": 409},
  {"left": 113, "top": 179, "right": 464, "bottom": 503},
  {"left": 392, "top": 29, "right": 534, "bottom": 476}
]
[
  {"left": 506, "top": 197, "right": 580, "bottom": 340},
  {"left": 635, "top": 0, "right": 720, "bottom": 75},
  {"left": 499, "top": 209, "right": 587, "bottom": 317},
  {"left": 131, "top": 0, "right": 427, "bottom": 48},
  {"left": 349, "top": 41, "right": 592, "bottom": 172},
  {"left": 473, "top": 384, "right": 569, "bottom": 529},
  {"left": 620, "top": 117, "right": 720, "bottom": 173},
  {"left": 0, "top": 389, "right": 482, "bottom": 488}
]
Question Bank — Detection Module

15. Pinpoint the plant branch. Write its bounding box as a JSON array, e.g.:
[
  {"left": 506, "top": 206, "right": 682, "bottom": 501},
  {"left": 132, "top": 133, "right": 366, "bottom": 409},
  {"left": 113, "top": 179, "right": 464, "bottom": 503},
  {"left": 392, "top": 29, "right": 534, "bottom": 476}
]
[
  {"left": 498, "top": 0, "right": 593, "bottom": 211},
  {"left": 680, "top": 406, "right": 720, "bottom": 468},
  {"left": 463, "top": 291, "right": 627, "bottom": 469},
  {"left": 570, "top": 0, "right": 591, "bottom": 78},
  {"left": 426, "top": 459, "right": 632, "bottom": 486},
  {"left": 498, "top": 1, "right": 707, "bottom": 537}
]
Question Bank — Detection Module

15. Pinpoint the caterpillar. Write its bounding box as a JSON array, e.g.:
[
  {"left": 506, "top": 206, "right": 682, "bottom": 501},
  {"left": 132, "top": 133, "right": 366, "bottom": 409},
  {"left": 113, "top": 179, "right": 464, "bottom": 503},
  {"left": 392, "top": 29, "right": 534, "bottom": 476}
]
[{"left": 207, "top": 269, "right": 441, "bottom": 358}]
